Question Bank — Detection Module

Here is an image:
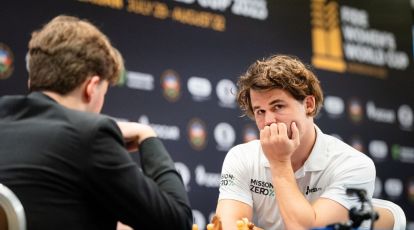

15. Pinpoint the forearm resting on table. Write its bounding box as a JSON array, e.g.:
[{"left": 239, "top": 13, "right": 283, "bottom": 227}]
[{"left": 216, "top": 199, "right": 253, "bottom": 230}]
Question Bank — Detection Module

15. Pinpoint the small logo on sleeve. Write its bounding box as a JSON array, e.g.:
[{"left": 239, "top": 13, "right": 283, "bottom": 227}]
[
  {"left": 220, "top": 174, "right": 235, "bottom": 186},
  {"left": 305, "top": 186, "right": 322, "bottom": 195},
  {"left": 250, "top": 179, "right": 275, "bottom": 197}
]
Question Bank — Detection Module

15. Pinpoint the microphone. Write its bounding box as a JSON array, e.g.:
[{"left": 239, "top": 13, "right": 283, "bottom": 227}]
[
  {"left": 346, "top": 188, "right": 368, "bottom": 202},
  {"left": 313, "top": 188, "right": 378, "bottom": 230},
  {"left": 346, "top": 188, "right": 378, "bottom": 229}
]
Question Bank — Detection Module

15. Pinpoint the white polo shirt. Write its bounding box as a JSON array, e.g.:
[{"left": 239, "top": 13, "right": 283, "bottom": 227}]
[{"left": 218, "top": 126, "right": 376, "bottom": 230}]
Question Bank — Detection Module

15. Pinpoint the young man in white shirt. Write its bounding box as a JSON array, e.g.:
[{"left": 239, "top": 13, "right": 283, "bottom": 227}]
[{"left": 216, "top": 54, "right": 375, "bottom": 230}]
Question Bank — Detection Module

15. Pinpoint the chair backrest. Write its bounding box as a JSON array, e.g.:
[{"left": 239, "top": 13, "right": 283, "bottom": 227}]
[
  {"left": 0, "top": 184, "right": 26, "bottom": 230},
  {"left": 372, "top": 198, "right": 406, "bottom": 230}
]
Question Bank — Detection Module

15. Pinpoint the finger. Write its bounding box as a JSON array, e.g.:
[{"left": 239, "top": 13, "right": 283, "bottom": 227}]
[
  {"left": 291, "top": 122, "right": 300, "bottom": 145},
  {"left": 125, "top": 140, "right": 139, "bottom": 152},
  {"left": 269, "top": 123, "right": 278, "bottom": 136},
  {"left": 260, "top": 125, "right": 270, "bottom": 141},
  {"left": 277, "top": 122, "right": 288, "bottom": 137}
]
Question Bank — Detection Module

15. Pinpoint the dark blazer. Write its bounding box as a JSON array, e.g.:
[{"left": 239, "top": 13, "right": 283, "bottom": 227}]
[{"left": 0, "top": 92, "right": 192, "bottom": 230}]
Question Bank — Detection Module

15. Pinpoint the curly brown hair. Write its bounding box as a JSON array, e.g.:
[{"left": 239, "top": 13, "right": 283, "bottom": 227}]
[
  {"left": 28, "top": 15, "right": 124, "bottom": 94},
  {"left": 237, "top": 54, "right": 323, "bottom": 119}
]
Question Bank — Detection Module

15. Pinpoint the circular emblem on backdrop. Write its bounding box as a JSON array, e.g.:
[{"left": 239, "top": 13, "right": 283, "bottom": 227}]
[
  {"left": 214, "top": 122, "right": 236, "bottom": 151},
  {"left": 384, "top": 178, "right": 403, "bottom": 199},
  {"left": 161, "top": 69, "right": 181, "bottom": 102},
  {"left": 324, "top": 95, "right": 345, "bottom": 118},
  {"left": 243, "top": 123, "right": 259, "bottom": 143},
  {"left": 187, "top": 76, "right": 212, "bottom": 101},
  {"left": 398, "top": 104, "right": 413, "bottom": 131},
  {"left": 216, "top": 79, "right": 236, "bottom": 108},
  {"left": 348, "top": 98, "right": 364, "bottom": 124},
  {"left": 368, "top": 140, "right": 388, "bottom": 161},
  {"left": 0, "top": 43, "right": 14, "bottom": 79},
  {"left": 187, "top": 118, "right": 208, "bottom": 151}
]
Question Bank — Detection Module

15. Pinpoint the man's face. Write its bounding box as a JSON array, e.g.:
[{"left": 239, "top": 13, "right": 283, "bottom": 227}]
[{"left": 250, "top": 88, "right": 312, "bottom": 138}]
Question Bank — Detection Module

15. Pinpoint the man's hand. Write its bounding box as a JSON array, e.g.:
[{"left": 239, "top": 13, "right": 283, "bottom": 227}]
[
  {"left": 116, "top": 121, "right": 157, "bottom": 152},
  {"left": 260, "top": 122, "right": 300, "bottom": 164}
]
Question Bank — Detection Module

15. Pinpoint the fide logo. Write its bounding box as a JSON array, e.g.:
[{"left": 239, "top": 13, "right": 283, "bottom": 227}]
[{"left": 0, "top": 43, "right": 14, "bottom": 80}]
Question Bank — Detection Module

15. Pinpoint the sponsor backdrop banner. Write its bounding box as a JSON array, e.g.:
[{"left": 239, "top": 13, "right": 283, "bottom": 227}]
[{"left": 1, "top": 0, "right": 413, "bottom": 228}]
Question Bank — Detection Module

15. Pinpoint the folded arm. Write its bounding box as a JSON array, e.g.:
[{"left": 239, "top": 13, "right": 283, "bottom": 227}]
[{"left": 88, "top": 119, "right": 192, "bottom": 229}]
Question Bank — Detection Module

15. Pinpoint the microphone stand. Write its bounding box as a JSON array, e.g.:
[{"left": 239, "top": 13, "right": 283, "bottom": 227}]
[{"left": 324, "top": 188, "right": 378, "bottom": 230}]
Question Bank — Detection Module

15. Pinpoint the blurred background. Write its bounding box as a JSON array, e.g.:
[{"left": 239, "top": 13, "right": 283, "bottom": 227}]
[{"left": 1, "top": 0, "right": 413, "bottom": 229}]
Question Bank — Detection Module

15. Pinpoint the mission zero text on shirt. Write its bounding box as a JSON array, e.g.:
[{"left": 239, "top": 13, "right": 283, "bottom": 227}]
[{"left": 250, "top": 179, "right": 275, "bottom": 197}]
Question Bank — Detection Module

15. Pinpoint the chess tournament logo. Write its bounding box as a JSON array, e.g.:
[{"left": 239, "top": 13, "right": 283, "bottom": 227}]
[
  {"left": 161, "top": 69, "right": 181, "bottom": 102},
  {"left": 0, "top": 43, "right": 14, "bottom": 80},
  {"left": 187, "top": 118, "right": 208, "bottom": 151},
  {"left": 310, "top": 0, "right": 346, "bottom": 73},
  {"left": 310, "top": 0, "right": 409, "bottom": 78}
]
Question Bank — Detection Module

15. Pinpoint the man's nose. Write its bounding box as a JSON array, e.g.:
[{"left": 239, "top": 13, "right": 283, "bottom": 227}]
[{"left": 264, "top": 112, "right": 277, "bottom": 126}]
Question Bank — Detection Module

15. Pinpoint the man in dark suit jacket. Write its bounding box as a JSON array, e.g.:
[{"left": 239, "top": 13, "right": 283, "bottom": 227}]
[{"left": 0, "top": 15, "right": 192, "bottom": 230}]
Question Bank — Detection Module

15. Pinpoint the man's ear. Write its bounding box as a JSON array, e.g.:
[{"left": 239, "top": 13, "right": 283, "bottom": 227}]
[
  {"left": 304, "top": 96, "right": 316, "bottom": 116},
  {"left": 84, "top": 76, "right": 101, "bottom": 102}
]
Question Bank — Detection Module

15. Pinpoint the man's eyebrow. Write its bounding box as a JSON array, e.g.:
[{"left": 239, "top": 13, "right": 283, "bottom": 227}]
[
  {"left": 252, "top": 99, "right": 284, "bottom": 110},
  {"left": 268, "top": 99, "right": 284, "bottom": 105}
]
